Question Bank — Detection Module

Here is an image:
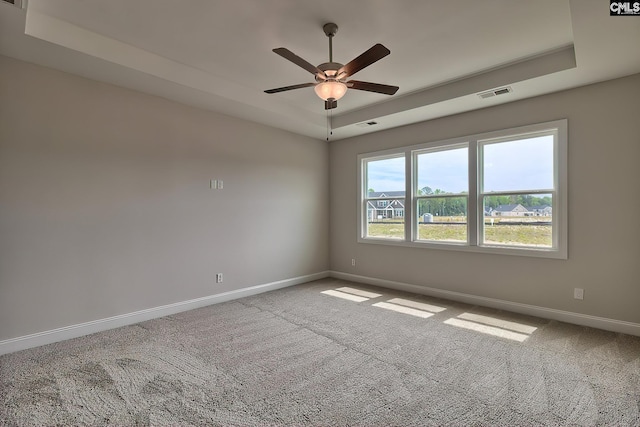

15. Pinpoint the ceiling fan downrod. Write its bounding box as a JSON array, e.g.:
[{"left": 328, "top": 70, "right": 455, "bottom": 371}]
[{"left": 323, "top": 23, "right": 338, "bottom": 62}]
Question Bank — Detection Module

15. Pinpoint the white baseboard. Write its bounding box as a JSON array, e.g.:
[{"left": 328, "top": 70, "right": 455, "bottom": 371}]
[
  {"left": 4, "top": 269, "right": 637, "bottom": 356},
  {"left": 0, "top": 271, "right": 330, "bottom": 356},
  {"left": 329, "top": 271, "right": 640, "bottom": 337}
]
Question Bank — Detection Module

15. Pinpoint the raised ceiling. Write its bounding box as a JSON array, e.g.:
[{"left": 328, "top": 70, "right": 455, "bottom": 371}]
[{"left": 1, "top": 0, "right": 639, "bottom": 140}]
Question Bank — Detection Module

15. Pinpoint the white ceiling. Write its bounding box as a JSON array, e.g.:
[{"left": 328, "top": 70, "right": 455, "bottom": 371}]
[{"left": 1, "top": 0, "right": 639, "bottom": 141}]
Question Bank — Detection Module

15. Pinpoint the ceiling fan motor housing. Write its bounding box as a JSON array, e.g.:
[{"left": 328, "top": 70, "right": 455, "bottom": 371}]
[{"left": 316, "top": 62, "right": 345, "bottom": 81}]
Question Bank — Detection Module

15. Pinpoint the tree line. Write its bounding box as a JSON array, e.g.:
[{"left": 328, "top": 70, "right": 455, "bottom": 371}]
[{"left": 372, "top": 187, "right": 551, "bottom": 217}]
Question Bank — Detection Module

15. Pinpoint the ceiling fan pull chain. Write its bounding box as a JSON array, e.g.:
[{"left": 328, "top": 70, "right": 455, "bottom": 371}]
[
  {"left": 330, "top": 108, "right": 333, "bottom": 137},
  {"left": 326, "top": 108, "right": 334, "bottom": 141},
  {"left": 326, "top": 109, "right": 329, "bottom": 141}
]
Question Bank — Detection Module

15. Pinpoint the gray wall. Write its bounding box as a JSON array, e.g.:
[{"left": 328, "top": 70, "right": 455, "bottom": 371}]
[
  {"left": 0, "top": 55, "right": 329, "bottom": 341},
  {"left": 330, "top": 73, "right": 640, "bottom": 324}
]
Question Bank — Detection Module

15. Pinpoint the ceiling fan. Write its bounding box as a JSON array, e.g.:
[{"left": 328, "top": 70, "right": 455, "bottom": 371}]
[{"left": 264, "top": 23, "right": 399, "bottom": 110}]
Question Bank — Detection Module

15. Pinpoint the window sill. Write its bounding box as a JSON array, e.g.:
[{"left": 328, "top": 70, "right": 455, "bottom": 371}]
[{"left": 358, "top": 237, "right": 567, "bottom": 259}]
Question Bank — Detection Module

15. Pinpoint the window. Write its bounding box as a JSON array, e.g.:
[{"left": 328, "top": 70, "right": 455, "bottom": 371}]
[
  {"left": 415, "top": 144, "right": 468, "bottom": 244},
  {"left": 362, "top": 155, "right": 405, "bottom": 240},
  {"left": 480, "top": 133, "right": 555, "bottom": 249},
  {"left": 358, "top": 120, "right": 567, "bottom": 258}
]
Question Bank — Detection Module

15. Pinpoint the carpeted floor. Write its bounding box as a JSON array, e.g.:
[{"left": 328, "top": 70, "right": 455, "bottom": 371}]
[{"left": 1, "top": 278, "right": 639, "bottom": 426}]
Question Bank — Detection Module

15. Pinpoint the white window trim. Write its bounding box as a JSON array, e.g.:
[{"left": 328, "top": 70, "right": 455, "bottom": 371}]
[
  {"left": 357, "top": 119, "right": 568, "bottom": 259},
  {"left": 413, "top": 142, "right": 470, "bottom": 244},
  {"left": 359, "top": 151, "right": 407, "bottom": 242}
]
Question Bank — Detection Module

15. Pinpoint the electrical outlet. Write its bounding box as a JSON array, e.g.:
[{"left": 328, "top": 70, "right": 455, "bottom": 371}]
[
  {"left": 573, "top": 288, "right": 584, "bottom": 300},
  {"left": 216, "top": 273, "right": 223, "bottom": 283},
  {"left": 351, "top": 258, "right": 356, "bottom": 267},
  {"left": 218, "top": 180, "right": 223, "bottom": 189},
  {"left": 210, "top": 179, "right": 217, "bottom": 189}
]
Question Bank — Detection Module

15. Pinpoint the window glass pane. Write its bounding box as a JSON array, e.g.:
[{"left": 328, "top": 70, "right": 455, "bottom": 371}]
[
  {"left": 366, "top": 222, "right": 405, "bottom": 239},
  {"left": 483, "top": 135, "right": 553, "bottom": 192},
  {"left": 483, "top": 194, "right": 553, "bottom": 247},
  {"left": 366, "top": 198, "right": 405, "bottom": 239},
  {"left": 417, "top": 197, "right": 467, "bottom": 242},
  {"left": 416, "top": 147, "right": 468, "bottom": 195},
  {"left": 365, "top": 156, "right": 405, "bottom": 239},
  {"left": 366, "top": 156, "right": 405, "bottom": 195}
]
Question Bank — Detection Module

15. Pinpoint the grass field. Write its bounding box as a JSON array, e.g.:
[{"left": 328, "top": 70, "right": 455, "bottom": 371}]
[{"left": 367, "top": 217, "right": 552, "bottom": 247}]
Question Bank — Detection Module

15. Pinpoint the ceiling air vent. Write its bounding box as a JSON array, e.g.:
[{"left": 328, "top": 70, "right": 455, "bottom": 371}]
[
  {"left": 356, "top": 121, "right": 378, "bottom": 128},
  {"left": 478, "top": 86, "right": 513, "bottom": 99},
  {"left": 1, "top": 0, "right": 23, "bottom": 7}
]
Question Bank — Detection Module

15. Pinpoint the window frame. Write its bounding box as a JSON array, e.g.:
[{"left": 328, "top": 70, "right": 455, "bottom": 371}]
[
  {"left": 413, "top": 142, "right": 470, "bottom": 245},
  {"left": 360, "top": 151, "right": 408, "bottom": 242},
  {"left": 357, "top": 119, "right": 568, "bottom": 259}
]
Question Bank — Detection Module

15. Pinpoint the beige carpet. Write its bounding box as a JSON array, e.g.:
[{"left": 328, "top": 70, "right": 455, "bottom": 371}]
[{"left": 1, "top": 278, "right": 639, "bottom": 426}]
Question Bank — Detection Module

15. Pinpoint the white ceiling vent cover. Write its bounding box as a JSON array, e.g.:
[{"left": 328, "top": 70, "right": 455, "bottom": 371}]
[
  {"left": 478, "top": 86, "right": 513, "bottom": 99},
  {"left": 356, "top": 121, "right": 378, "bottom": 128},
  {"left": 3, "top": 0, "right": 26, "bottom": 7}
]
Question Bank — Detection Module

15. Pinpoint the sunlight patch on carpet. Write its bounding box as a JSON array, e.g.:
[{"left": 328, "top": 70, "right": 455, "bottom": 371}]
[
  {"left": 335, "top": 287, "right": 382, "bottom": 299},
  {"left": 373, "top": 302, "right": 435, "bottom": 318},
  {"left": 457, "top": 312, "right": 537, "bottom": 334},
  {"left": 321, "top": 287, "right": 383, "bottom": 302},
  {"left": 321, "top": 290, "right": 369, "bottom": 302},
  {"left": 386, "top": 298, "right": 446, "bottom": 313},
  {"left": 444, "top": 312, "right": 538, "bottom": 342}
]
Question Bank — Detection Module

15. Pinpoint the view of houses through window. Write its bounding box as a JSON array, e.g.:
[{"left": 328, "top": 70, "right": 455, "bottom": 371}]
[
  {"left": 359, "top": 120, "right": 567, "bottom": 258},
  {"left": 363, "top": 156, "right": 405, "bottom": 239},
  {"left": 479, "top": 132, "right": 555, "bottom": 248}
]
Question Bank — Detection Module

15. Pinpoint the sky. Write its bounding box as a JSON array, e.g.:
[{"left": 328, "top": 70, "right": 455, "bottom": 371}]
[{"left": 367, "top": 135, "right": 554, "bottom": 194}]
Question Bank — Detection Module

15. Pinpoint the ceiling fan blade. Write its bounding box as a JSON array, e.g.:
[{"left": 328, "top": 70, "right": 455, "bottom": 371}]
[
  {"left": 273, "top": 48, "right": 324, "bottom": 76},
  {"left": 347, "top": 80, "right": 399, "bottom": 95},
  {"left": 338, "top": 44, "right": 390, "bottom": 78},
  {"left": 325, "top": 99, "right": 338, "bottom": 110},
  {"left": 264, "top": 83, "right": 316, "bottom": 94}
]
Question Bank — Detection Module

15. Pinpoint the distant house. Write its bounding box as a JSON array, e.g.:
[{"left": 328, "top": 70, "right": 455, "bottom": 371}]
[
  {"left": 492, "top": 204, "right": 529, "bottom": 217},
  {"left": 529, "top": 205, "right": 552, "bottom": 216},
  {"left": 367, "top": 191, "right": 405, "bottom": 220}
]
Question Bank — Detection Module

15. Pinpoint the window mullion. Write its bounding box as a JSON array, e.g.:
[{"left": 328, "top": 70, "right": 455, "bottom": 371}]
[
  {"left": 482, "top": 189, "right": 555, "bottom": 197},
  {"left": 469, "top": 140, "right": 478, "bottom": 246},
  {"left": 359, "top": 159, "right": 366, "bottom": 240},
  {"left": 405, "top": 149, "right": 413, "bottom": 242}
]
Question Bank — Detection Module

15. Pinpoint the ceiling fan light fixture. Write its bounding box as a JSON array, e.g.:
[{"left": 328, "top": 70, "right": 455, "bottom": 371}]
[
  {"left": 314, "top": 81, "right": 347, "bottom": 101},
  {"left": 265, "top": 22, "right": 398, "bottom": 110}
]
